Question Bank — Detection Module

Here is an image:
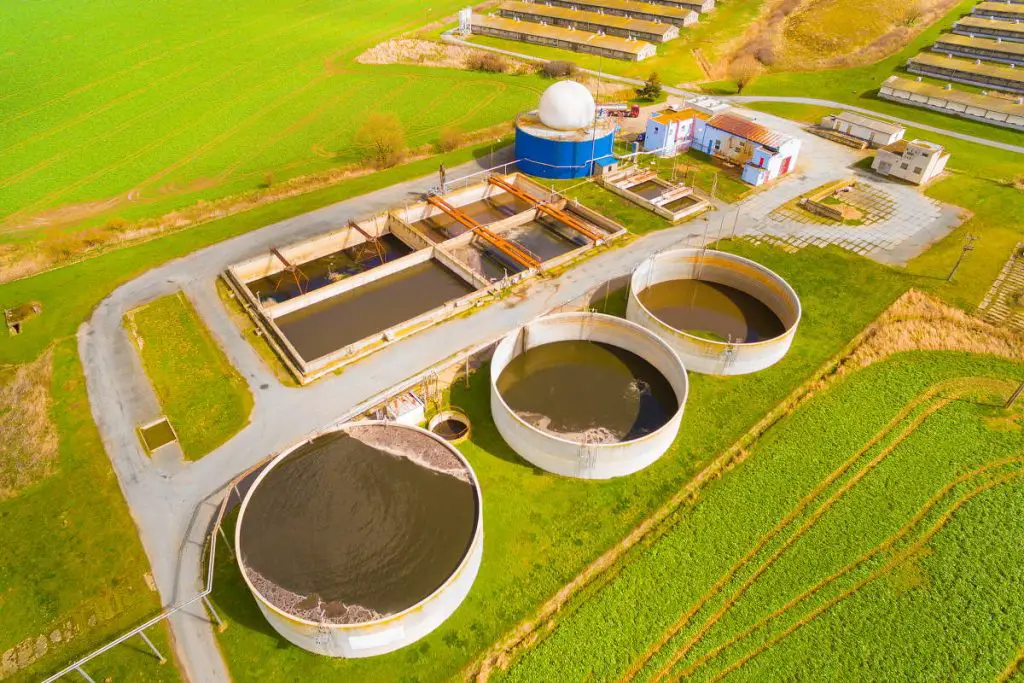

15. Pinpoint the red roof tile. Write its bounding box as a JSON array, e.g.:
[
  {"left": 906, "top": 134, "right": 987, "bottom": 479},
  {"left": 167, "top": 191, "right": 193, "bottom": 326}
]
[{"left": 706, "top": 113, "right": 790, "bottom": 151}]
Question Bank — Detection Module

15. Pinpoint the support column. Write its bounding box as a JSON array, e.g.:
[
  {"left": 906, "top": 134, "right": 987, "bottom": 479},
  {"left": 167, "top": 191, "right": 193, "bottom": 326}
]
[{"left": 138, "top": 629, "right": 167, "bottom": 664}]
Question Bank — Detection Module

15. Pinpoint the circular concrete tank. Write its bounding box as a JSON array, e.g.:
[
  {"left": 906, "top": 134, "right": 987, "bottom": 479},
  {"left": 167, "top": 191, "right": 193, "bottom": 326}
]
[
  {"left": 627, "top": 249, "right": 801, "bottom": 376},
  {"left": 235, "top": 421, "right": 482, "bottom": 658},
  {"left": 490, "top": 312, "right": 688, "bottom": 479}
]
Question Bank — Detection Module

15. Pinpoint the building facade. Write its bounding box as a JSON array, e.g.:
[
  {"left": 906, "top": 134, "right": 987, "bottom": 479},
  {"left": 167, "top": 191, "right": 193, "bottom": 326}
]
[
  {"left": 692, "top": 113, "right": 801, "bottom": 186},
  {"left": 871, "top": 139, "right": 950, "bottom": 185},
  {"left": 820, "top": 112, "right": 906, "bottom": 147}
]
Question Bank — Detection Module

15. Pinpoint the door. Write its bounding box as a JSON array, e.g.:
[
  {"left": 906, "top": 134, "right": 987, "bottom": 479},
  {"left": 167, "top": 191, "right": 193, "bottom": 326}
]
[{"left": 780, "top": 156, "right": 792, "bottom": 175}]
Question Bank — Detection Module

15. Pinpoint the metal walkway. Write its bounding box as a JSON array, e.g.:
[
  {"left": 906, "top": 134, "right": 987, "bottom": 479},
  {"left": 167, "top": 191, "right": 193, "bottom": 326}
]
[
  {"left": 488, "top": 175, "right": 604, "bottom": 243},
  {"left": 425, "top": 193, "right": 541, "bottom": 270}
]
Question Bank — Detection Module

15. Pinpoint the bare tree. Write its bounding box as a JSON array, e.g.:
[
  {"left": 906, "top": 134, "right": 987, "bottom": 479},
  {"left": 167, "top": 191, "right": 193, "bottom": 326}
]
[
  {"left": 729, "top": 56, "right": 764, "bottom": 93},
  {"left": 355, "top": 112, "right": 407, "bottom": 168}
]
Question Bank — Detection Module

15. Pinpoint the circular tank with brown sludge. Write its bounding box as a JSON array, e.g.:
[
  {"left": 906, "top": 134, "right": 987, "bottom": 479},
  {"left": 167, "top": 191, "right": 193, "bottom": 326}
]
[
  {"left": 235, "top": 422, "right": 482, "bottom": 658},
  {"left": 627, "top": 249, "right": 801, "bottom": 376},
  {"left": 490, "top": 312, "right": 689, "bottom": 479}
]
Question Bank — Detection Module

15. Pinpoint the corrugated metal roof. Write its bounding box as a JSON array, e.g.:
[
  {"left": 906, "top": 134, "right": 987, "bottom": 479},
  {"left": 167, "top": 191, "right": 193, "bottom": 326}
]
[
  {"left": 557, "top": 0, "right": 696, "bottom": 22},
  {"left": 472, "top": 14, "right": 656, "bottom": 56},
  {"left": 705, "top": 112, "right": 791, "bottom": 150},
  {"left": 956, "top": 15, "right": 1024, "bottom": 34},
  {"left": 975, "top": 1, "right": 1024, "bottom": 15},
  {"left": 934, "top": 33, "right": 1024, "bottom": 57},
  {"left": 882, "top": 75, "right": 1024, "bottom": 115},
  {"left": 832, "top": 111, "right": 905, "bottom": 135},
  {"left": 500, "top": 1, "right": 677, "bottom": 37},
  {"left": 910, "top": 52, "right": 1024, "bottom": 83}
]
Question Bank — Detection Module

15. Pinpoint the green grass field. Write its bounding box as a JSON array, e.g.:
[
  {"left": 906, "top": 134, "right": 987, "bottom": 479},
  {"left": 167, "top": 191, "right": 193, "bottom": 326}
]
[
  {"left": 209, "top": 242, "right": 917, "bottom": 682},
  {"left": 0, "top": 0, "right": 544, "bottom": 238},
  {"left": 125, "top": 292, "right": 253, "bottom": 460},
  {"left": 495, "top": 352, "right": 1024, "bottom": 681},
  {"left": 0, "top": 339, "right": 180, "bottom": 683}
]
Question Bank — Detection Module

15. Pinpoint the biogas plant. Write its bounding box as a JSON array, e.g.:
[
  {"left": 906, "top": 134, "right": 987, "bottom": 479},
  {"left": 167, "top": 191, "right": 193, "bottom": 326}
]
[{"left": 222, "top": 81, "right": 801, "bottom": 656}]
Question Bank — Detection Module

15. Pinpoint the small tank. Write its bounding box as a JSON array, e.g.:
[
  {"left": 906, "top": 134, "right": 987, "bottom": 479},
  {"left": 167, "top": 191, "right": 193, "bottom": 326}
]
[
  {"left": 235, "top": 422, "right": 482, "bottom": 657},
  {"left": 627, "top": 249, "right": 801, "bottom": 375},
  {"left": 490, "top": 312, "right": 688, "bottom": 479}
]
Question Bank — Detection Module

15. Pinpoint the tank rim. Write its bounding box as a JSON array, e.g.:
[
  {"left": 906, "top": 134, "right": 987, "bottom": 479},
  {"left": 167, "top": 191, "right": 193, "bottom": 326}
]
[
  {"left": 629, "top": 248, "right": 803, "bottom": 350},
  {"left": 489, "top": 311, "right": 689, "bottom": 450},
  {"left": 234, "top": 420, "right": 483, "bottom": 629}
]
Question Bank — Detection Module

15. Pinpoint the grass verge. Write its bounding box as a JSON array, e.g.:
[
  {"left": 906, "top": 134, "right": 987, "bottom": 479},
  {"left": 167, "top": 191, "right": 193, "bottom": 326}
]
[{"left": 125, "top": 292, "right": 253, "bottom": 460}]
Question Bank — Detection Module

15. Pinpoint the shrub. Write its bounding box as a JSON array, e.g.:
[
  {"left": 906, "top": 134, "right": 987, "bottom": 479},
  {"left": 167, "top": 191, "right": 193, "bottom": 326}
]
[
  {"left": 541, "top": 60, "right": 577, "bottom": 78},
  {"left": 355, "top": 112, "right": 407, "bottom": 168},
  {"left": 466, "top": 52, "right": 509, "bottom": 73},
  {"left": 729, "top": 56, "right": 764, "bottom": 93},
  {"left": 635, "top": 72, "right": 662, "bottom": 101},
  {"left": 437, "top": 126, "right": 464, "bottom": 153}
]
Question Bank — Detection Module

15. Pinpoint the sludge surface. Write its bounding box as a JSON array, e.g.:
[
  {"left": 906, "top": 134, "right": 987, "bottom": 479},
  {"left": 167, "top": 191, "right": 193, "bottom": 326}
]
[{"left": 638, "top": 279, "right": 785, "bottom": 343}]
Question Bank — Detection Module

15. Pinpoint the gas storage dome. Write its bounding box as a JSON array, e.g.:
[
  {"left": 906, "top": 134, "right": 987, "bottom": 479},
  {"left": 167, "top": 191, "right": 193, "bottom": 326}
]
[
  {"left": 538, "top": 80, "right": 596, "bottom": 130},
  {"left": 236, "top": 422, "right": 483, "bottom": 658}
]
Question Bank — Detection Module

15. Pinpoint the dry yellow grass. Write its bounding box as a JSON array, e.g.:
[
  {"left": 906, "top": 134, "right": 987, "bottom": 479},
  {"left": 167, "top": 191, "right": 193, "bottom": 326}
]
[
  {"left": 357, "top": 38, "right": 534, "bottom": 73},
  {"left": 0, "top": 349, "right": 58, "bottom": 499}
]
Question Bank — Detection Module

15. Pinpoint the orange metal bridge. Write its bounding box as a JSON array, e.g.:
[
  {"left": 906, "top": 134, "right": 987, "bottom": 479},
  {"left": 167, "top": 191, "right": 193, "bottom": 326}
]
[
  {"left": 487, "top": 175, "right": 603, "bottom": 243},
  {"left": 424, "top": 194, "right": 541, "bottom": 270}
]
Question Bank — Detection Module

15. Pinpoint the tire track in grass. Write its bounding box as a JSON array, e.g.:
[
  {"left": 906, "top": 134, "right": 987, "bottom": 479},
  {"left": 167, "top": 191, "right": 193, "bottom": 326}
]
[
  {"left": 648, "top": 395, "right": 958, "bottom": 682},
  {"left": 700, "top": 469, "right": 1024, "bottom": 683},
  {"left": 621, "top": 380, "right": 967, "bottom": 682},
  {"left": 673, "top": 457, "right": 1024, "bottom": 679},
  {"left": 998, "top": 643, "right": 1024, "bottom": 682}
]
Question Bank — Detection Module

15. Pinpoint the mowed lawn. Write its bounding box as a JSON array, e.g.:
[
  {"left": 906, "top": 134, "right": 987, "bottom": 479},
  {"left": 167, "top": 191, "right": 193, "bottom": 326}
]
[
  {"left": 209, "top": 244, "right": 916, "bottom": 682},
  {"left": 125, "top": 292, "right": 252, "bottom": 460},
  {"left": 498, "top": 352, "right": 1024, "bottom": 681},
  {"left": 0, "top": 0, "right": 545, "bottom": 232}
]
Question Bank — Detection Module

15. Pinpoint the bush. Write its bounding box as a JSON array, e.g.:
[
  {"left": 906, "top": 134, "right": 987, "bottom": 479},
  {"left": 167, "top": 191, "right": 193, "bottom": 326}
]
[
  {"left": 541, "top": 60, "right": 577, "bottom": 78},
  {"left": 466, "top": 52, "right": 509, "bottom": 73},
  {"left": 355, "top": 112, "right": 407, "bottom": 168},
  {"left": 437, "top": 126, "right": 464, "bottom": 153},
  {"left": 634, "top": 72, "right": 662, "bottom": 101},
  {"left": 729, "top": 56, "right": 764, "bottom": 93}
]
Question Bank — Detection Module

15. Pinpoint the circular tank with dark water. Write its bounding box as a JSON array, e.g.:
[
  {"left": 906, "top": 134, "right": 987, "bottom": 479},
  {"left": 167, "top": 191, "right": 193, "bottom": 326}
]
[
  {"left": 235, "top": 422, "right": 482, "bottom": 658},
  {"left": 627, "top": 249, "right": 801, "bottom": 375},
  {"left": 490, "top": 312, "right": 688, "bottom": 479}
]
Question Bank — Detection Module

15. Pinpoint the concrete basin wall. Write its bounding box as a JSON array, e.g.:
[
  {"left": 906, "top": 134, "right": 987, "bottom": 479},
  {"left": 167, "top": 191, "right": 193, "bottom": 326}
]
[
  {"left": 489, "top": 312, "right": 688, "bottom": 479},
  {"left": 627, "top": 249, "right": 801, "bottom": 376},
  {"left": 236, "top": 422, "right": 484, "bottom": 658}
]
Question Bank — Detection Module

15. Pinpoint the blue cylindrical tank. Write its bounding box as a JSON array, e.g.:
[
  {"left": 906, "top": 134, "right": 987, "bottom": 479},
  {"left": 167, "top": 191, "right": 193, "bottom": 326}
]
[{"left": 515, "top": 114, "right": 617, "bottom": 179}]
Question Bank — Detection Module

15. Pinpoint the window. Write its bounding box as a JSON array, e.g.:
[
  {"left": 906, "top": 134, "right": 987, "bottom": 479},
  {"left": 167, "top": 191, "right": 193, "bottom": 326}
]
[
  {"left": 913, "top": 166, "right": 923, "bottom": 174},
  {"left": 900, "top": 162, "right": 909, "bottom": 170}
]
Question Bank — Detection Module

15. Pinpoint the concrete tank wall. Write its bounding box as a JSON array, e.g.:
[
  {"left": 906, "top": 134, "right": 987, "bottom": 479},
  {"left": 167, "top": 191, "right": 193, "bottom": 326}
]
[
  {"left": 235, "top": 422, "right": 484, "bottom": 658},
  {"left": 489, "top": 312, "right": 688, "bottom": 479},
  {"left": 627, "top": 249, "right": 801, "bottom": 376}
]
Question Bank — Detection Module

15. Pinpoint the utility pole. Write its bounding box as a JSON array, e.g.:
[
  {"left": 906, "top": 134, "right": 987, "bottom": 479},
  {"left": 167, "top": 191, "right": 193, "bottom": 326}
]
[
  {"left": 946, "top": 234, "right": 978, "bottom": 282},
  {"left": 1006, "top": 380, "right": 1024, "bottom": 409}
]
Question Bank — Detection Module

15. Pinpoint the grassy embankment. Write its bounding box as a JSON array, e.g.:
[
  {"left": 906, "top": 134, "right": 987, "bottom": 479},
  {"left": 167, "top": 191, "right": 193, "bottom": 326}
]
[
  {"left": 0, "top": 138, "right": 511, "bottom": 682},
  {"left": 124, "top": 292, "right": 253, "bottom": 460},
  {"left": 0, "top": 0, "right": 546, "bottom": 277},
  {"left": 743, "top": 100, "right": 1024, "bottom": 311},
  {"left": 209, "top": 242, "right": 919, "bottom": 682},
  {"left": 497, "top": 351, "right": 1024, "bottom": 681},
  {"left": 462, "top": 0, "right": 766, "bottom": 86}
]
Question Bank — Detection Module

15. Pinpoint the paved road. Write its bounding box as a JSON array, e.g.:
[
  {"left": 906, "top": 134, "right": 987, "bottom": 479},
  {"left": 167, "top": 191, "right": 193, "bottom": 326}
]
[
  {"left": 78, "top": 105, "right": 951, "bottom": 681},
  {"left": 443, "top": 33, "right": 1024, "bottom": 156}
]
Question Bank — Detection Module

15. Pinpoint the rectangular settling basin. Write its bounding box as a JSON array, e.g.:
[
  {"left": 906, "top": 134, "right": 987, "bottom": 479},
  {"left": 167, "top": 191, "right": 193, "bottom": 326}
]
[
  {"left": 273, "top": 259, "right": 475, "bottom": 362},
  {"left": 412, "top": 194, "right": 533, "bottom": 243}
]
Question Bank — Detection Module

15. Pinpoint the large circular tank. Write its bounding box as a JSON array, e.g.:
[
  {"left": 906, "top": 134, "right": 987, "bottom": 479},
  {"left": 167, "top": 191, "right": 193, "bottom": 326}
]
[
  {"left": 235, "top": 422, "right": 483, "bottom": 658},
  {"left": 515, "top": 80, "right": 615, "bottom": 179},
  {"left": 627, "top": 249, "right": 801, "bottom": 376},
  {"left": 490, "top": 312, "right": 688, "bottom": 479}
]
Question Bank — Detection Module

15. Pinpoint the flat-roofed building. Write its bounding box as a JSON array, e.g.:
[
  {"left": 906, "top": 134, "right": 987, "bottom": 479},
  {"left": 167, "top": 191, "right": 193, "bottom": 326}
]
[
  {"left": 541, "top": 0, "right": 698, "bottom": 27},
  {"left": 642, "top": 106, "right": 710, "bottom": 156},
  {"left": 820, "top": 111, "right": 906, "bottom": 147},
  {"left": 878, "top": 75, "right": 1024, "bottom": 131},
  {"left": 871, "top": 139, "right": 950, "bottom": 185},
  {"left": 471, "top": 14, "right": 657, "bottom": 60},
  {"left": 973, "top": 1, "right": 1024, "bottom": 21},
  {"left": 498, "top": 2, "right": 679, "bottom": 42},
  {"left": 953, "top": 16, "right": 1024, "bottom": 43},
  {"left": 933, "top": 33, "right": 1024, "bottom": 65},
  {"left": 907, "top": 52, "right": 1024, "bottom": 93}
]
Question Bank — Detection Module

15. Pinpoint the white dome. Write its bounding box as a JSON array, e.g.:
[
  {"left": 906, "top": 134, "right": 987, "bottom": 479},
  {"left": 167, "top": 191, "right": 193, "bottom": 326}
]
[{"left": 538, "top": 80, "right": 595, "bottom": 131}]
